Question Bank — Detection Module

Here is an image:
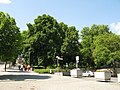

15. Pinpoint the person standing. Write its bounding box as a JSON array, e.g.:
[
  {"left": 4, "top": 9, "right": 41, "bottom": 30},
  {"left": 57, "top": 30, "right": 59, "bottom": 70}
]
[
  {"left": 18, "top": 63, "right": 21, "bottom": 70},
  {"left": 20, "top": 64, "right": 23, "bottom": 71},
  {"left": 24, "top": 64, "right": 27, "bottom": 71},
  {"left": 27, "top": 65, "right": 31, "bottom": 71}
]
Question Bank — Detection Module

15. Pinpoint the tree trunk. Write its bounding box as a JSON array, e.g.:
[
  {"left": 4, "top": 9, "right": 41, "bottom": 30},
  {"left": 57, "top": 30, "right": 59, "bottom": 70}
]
[
  {"left": 5, "top": 61, "right": 7, "bottom": 71},
  {"left": 113, "top": 60, "right": 117, "bottom": 77},
  {"left": 9, "top": 63, "right": 11, "bottom": 68}
]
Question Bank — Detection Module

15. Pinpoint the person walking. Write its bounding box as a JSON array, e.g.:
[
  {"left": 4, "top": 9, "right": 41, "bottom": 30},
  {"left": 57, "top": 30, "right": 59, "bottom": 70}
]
[
  {"left": 27, "top": 65, "right": 31, "bottom": 71},
  {"left": 20, "top": 64, "right": 23, "bottom": 71},
  {"left": 18, "top": 63, "right": 21, "bottom": 70},
  {"left": 24, "top": 64, "right": 27, "bottom": 71}
]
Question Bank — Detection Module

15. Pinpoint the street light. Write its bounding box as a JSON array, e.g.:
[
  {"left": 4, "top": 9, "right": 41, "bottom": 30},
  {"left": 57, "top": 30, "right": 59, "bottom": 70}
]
[{"left": 56, "top": 56, "right": 63, "bottom": 72}]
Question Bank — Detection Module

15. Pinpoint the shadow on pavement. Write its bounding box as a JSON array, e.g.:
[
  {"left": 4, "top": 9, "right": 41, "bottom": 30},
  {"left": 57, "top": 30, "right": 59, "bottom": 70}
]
[
  {"left": 0, "top": 75, "right": 51, "bottom": 81},
  {"left": 7, "top": 70, "right": 31, "bottom": 73},
  {"left": 96, "top": 80, "right": 115, "bottom": 83}
]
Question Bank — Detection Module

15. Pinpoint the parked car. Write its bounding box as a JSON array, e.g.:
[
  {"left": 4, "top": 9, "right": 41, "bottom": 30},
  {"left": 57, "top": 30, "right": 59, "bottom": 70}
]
[{"left": 82, "top": 70, "right": 94, "bottom": 77}]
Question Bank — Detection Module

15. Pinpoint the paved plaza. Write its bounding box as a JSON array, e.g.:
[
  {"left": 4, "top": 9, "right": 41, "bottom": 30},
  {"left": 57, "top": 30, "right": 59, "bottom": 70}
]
[{"left": 0, "top": 64, "right": 120, "bottom": 90}]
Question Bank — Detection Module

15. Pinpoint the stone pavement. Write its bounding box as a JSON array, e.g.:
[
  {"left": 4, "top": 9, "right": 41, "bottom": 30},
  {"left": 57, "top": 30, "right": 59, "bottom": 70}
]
[{"left": 0, "top": 65, "right": 120, "bottom": 90}]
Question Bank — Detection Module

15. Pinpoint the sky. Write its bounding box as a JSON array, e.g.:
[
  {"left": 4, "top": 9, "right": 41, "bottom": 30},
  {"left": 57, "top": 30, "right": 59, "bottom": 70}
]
[{"left": 0, "top": 0, "right": 120, "bottom": 34}]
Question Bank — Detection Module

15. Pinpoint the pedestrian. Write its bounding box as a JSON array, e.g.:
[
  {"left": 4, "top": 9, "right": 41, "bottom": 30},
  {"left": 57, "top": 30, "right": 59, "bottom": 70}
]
[
  {"left": 27, "top": 65, "right": 31, "bottom": 71},
  {"left": 20, "top": 64, "right": 23, "bottom": 71},
  {"left": 24, "top": 64, "right": 27, "bottom": 71},
  {"left": 18, "top": 63, "right": 21, "bottom": 70}
]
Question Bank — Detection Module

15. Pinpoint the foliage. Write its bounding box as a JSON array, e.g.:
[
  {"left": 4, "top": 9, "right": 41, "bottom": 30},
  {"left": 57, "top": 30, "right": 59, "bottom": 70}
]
[
  {"left": 0, "top": 12, "right": 21, "bottom": 70},
  {"left": 34, "top": 68, "right": 70, "bottom": 74},
  {"left": 22, "top": 14, "right": 63, "bottom": 68},
  {"left": 1, "top": 11, "right": 120, "bottom": 71},
  {"left": 96, "top": 69, "right": 111, "bottom": 72},
  {"left": 21, "top": 14, "right": 80, "bottom": 68},
  {"left": 68, "top": 62, "right": 76, "bottom": 69},
  {"left": 80, "top": 24, "right": 111, "bottom": 68},
  {"left": 61, "top": 26, "right": 80, "bottom": 65},
  {"left": 93, "top": 33, "right": 120, "bottom": 68},
  {"left": 21, "top": 30, "right": 30, "bottom": 64},
  {"left": 20, "top": 14, "right": 120, "bottom": 70},
  {"left": 34, "top": 69, "right": 53, "bottom": 74}
]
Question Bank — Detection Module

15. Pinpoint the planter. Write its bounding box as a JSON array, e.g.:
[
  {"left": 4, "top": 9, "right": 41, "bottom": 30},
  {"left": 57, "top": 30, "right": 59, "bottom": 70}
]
[
  {"left": 95, "top": 71, "right": 111, "bottom": 81},
  {"left": 117, "top": 73, "right": 120, "bottom": 83},
  {"left": 63, "top": 72, "right": 70, "bottom": 76},
  {"left": 70, "top": 68, "right": 82, "bottom": 78}
]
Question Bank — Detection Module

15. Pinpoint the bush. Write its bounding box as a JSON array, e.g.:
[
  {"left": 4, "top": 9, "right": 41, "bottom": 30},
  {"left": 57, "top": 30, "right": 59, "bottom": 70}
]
[
  {"left": 34, "top": 69, "right": 51, "bottom": 74},
  {"left": 69, "top": 62, "right": 76, "bottom": 69},
  {"left": 34, "top": 68, "right": 70, "bottom": 74},
  {"left": 34, "top": 69, "right": 57, "bottom": 74},
  {"left": 55, "top": 68, "right": 70, "bottom": 72},
  {"left": 33, "top": 66, "right": 44, "bottom": 69},
  {"left": 96, "top": 69, "right": 111, "bottom": 72}
]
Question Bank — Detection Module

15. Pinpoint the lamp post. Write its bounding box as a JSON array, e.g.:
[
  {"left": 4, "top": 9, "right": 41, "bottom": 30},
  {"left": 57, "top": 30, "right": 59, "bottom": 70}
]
[{"left": 56, "top": 56, "right": 63, "bottom": 72}]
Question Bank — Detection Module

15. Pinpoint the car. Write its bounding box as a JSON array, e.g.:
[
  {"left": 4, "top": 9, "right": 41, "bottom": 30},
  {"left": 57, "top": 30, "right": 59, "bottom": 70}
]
[{"left": 82, "top": 70, "right": 94, "bottom": 77}]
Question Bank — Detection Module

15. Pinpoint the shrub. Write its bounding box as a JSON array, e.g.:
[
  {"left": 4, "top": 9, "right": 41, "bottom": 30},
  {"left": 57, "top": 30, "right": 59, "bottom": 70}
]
[
  {"left": 33, "top": 66, "right": 44, "bottom": 69},
  {"left": 96, "top": 69, "right": 111, "bottom": 72},
  {"left": 34, "top": 69, "right": 57, "bottom": 74},
  {"left": 34, "top": 69, "right": 50, "bottom": 74}
]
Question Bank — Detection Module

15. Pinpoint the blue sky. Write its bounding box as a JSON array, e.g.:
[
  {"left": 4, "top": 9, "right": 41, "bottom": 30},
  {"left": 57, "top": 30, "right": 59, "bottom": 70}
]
[{"left": 0, "top": 0, "right": 120, "bottom": 34}]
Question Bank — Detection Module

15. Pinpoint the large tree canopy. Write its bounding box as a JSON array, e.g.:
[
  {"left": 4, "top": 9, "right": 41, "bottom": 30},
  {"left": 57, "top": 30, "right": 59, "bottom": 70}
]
[
  {"left": 1, "top": 11, "right": 120, "bottom": 71},
  {"left": 23, "top": 14, "right": 62, "bottom": 68},
  {"left": 0, "top": 12, "right": 21, "bottom": 71},
  {"left": 80, "top": 24, "right": 111, "bottom": 68},
  {"left": 61, "top": 26, "right": 80, "bottom": 65},
  {"left": 93, "top": 33, "right": 120, "bottom": 68},
  {"left": 21, "top": 14, "right": 120, "bottom": 70},
  {"left": 22, "top": 14, "right": 80, "bottom": 68},
  {"left": 93, "top": 33, "right": 120, "bottom": 76}
]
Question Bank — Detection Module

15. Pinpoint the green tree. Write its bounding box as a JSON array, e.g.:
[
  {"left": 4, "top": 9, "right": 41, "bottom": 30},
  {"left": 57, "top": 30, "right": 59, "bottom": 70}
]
[
  {"left": 25, "top": 14, "right": 62, "bottom": 68},
  {"left": 93, "top": 33, "right": 120, "bottom": 75},
  {"left": 61, "top": 26, "right": 80, "bottom": 66},
  {"left": 21, "top": 30, "right": 30, "bottom": 64},
  {"left": 0, "top": 12, "right": 21, "bottom": 71},
  {"left": 22, "top": 15, "right": 80, "bottom": 68},
  {"left": 80, "top": 24, "right": 110, "bottom": 69}
]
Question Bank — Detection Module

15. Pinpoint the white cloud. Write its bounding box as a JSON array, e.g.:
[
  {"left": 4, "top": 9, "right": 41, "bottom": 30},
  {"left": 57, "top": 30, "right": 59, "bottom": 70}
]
[
  {"left": 110, "top": 22, "right": 120, "bottom": 35},
  {"left": 0, "top": 0, "right": 11, "bottom": 4}
]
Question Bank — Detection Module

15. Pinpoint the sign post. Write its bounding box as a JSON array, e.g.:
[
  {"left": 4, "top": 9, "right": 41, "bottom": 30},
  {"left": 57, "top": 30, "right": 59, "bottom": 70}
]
[
  {"left": 76, "top": 56, "right": 79, "bottom": 68},
  {"left": 56, "top": 56, "right": 63, "bottom": 72}
]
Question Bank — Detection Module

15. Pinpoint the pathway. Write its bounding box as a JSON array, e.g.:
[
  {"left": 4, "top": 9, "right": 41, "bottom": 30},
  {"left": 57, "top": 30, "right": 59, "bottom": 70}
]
[{"left": 0, "top": 65, "right": 120, "bottom": 90}]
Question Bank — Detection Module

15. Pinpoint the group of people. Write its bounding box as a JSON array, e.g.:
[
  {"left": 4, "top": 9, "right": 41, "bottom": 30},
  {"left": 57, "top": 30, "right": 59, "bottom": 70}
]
[{"left": 18, "top": 63, "right": 31, "bottom": 71}]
